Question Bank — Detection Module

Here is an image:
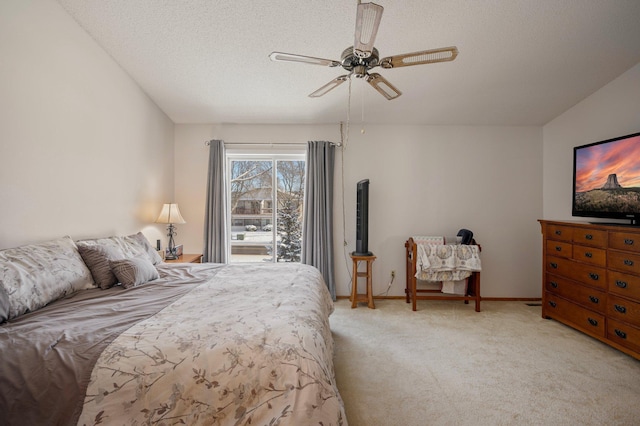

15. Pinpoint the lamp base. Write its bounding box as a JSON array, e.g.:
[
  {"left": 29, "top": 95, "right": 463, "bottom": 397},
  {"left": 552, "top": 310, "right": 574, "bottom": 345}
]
[{"left": 165, "top": 223, "right": 179, "bottom": 260}]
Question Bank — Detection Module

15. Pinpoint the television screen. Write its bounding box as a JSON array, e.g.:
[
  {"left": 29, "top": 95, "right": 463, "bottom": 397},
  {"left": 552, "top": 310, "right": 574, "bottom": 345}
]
[{"left": 573, "top": 131, "right": 640, "bottom": 223}]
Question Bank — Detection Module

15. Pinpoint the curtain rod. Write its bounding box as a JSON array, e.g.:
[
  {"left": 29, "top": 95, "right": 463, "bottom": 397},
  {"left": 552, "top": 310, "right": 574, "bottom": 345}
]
[{"left": 204, "top": 140, "right": 341, "bottom": 147}]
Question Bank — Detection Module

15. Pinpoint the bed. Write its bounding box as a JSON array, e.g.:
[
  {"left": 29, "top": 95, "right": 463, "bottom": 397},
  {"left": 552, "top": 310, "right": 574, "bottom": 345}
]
[{"left": 0, "top": 235, "right": 346, "bottom": 425}]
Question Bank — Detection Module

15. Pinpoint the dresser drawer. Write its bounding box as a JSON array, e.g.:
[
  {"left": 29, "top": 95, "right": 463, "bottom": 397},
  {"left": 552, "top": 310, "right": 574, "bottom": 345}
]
[
  {"left": 608, "top": 271, "right": 640, "bottom": 300},
  {"left": 607, "top": 295, "right": 640, "bottom": 327},
  {"left": 609, "top": 232, "right": 640, "bottom": 253},
  {"left": 545, "top": 273, "right": 606, "bottom": 313},
  {"left": 607, "top": 318, "right": 640, "bottom": 353},
  {"left": 546, "top": 224, "right": 573, "bottom": 242},
  {"left": 546, "top": 256, "right": 607, "bottom": 290},
  {"left": 545, "top": 292, "right": 605, "bottom": 338},
  {"left": 546, "top": 240, "right": 572, "bottom": 259},
  {"left": 608, "top": 250, "right": 640, "bottom": 275},
  {"left": 540, "top": 220, "right": 640, "bottom": 360},
  {"left": 573, "top": 228, "right": 607, "bottom": 247},
  {"left": 573, "top": 245, "right": 606, "bottom": 267}
]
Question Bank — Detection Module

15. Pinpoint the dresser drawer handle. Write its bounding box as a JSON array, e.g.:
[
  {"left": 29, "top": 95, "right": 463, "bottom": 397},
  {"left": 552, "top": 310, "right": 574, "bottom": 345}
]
[
  {"left": 624, "top": 259, "right": 635, "bottom": 266},
  {"left": 550, "top": 262, "right": 558, "bottom": 269},
  {"left": 548, "top": 301, "right": 557, "bottom": 308},
  {"left": 550, "top": 281, "right": 558, "bottom": 288},
  {"left": 555, "top": 246, "right": 562, "bottom": 251},
  {"left": 615, "top": 329, "right": 627, "bottom": 339},
  {"left": 625, "top": 239, "right": 634, "bottom": 245},
  {"left": 589, "top": 296, "right": 599, "bottom": 304},
  {"left": 614, "top": 304, "right": 627, "bottom": 314},
  {"left": 588, "top": 273, "right": 599, "bottom": 281},
  {"left": 616, "top": 280, "right": 628, "bottom": 289},
  {"left": 585, "top": 234, "right": 593, "bottom": 240},
  {"left": 585, "top": 252, "right": 593, "bottom": 258},
  {"left": 587, "top": 318, "right": 598, "bottom": 327},
  {"left": 555, "top": 230, "right": 562, "bottom": 236}
]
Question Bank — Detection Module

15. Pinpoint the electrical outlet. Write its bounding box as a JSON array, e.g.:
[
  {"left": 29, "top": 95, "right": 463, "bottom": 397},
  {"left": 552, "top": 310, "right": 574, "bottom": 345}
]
[{"left": 391, "top": 270, "right": 396, "bottom": 278}]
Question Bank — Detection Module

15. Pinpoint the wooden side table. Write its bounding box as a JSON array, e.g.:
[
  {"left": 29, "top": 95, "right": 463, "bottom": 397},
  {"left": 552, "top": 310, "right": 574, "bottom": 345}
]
[
  {"left": 350, "top": 253, "right": 376, "bottom": 309},
  {"left": 164, "top": 253, "right": 203, "bottom": 264}
]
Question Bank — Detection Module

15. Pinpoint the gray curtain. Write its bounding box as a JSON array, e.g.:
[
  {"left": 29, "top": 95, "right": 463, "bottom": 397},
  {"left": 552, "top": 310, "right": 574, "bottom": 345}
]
[
  {"left": 302, "top": 141, "right": 336, "bottom": 300},
  {"left": 203, "top": 140, "right": 228, "bottom": 263}
]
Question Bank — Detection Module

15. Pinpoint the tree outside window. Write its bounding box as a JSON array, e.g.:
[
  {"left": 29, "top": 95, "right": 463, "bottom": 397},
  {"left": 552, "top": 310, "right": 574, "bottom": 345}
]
[{"left": 228, "top": 156, "right": 305, "bottom": 263}]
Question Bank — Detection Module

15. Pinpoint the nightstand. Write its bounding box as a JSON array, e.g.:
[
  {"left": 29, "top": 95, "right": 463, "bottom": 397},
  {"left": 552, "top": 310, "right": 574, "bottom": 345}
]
[{"left": 164, "top": 254, "right": 203, "bottom": 264}]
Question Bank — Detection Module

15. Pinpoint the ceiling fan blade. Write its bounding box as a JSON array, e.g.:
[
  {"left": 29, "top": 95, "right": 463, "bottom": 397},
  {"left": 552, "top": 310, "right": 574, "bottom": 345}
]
[
  {"left": 353, "top": 2, "right": 384, "bottom": 59},
  {"left": 309, "top": 75, "right": 350, "bottom": 98},
  {"left": 365, "top": 73, "right": 401, "bottom": 100},
  {"left": 269, "top": 52, "right": 340, "bottom": 67},
  {"left": 380, "top": 46, "right": 459, "bottom": 68}
]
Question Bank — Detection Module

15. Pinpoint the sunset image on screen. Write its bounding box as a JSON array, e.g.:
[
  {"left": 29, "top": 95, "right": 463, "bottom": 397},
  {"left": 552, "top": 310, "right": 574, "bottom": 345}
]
[
  {"left": 575, "top": 136, "right": 640, "bottom": 192},
  {"left": 574, "top": 135, "right": 640, "bottom": 214}
]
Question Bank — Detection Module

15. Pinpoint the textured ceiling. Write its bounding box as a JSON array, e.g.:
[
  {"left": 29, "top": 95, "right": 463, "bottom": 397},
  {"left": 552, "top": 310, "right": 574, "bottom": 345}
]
[{"left": 56, "top": 0, "right": 640, "bottom": 126}]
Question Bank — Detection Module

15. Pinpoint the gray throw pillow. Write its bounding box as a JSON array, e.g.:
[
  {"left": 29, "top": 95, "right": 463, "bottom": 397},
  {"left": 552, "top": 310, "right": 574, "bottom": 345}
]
[
  {"left": 110, "top": 256, "right": 159, "bottom": 289},
  {"left": 76, "top": 242, "right": 124, "bottom": 289},
  {"left": 0, "top": 285, "right": 11, "bottom": 323}
]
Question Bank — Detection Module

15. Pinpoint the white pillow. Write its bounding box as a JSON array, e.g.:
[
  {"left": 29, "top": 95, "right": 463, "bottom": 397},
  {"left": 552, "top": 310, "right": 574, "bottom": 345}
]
[
  {"left": 124, "top": 232, "right": 163, "bottom": 265},
  {"left": 0, "top": 236, "right": 95, "bottom": 322}
]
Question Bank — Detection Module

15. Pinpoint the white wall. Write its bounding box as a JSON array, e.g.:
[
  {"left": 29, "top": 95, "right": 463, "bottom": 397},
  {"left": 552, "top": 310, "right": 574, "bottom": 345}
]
[
  {"left": 543, "top": 63, "right": 640, "bottom": 221},
  {"left": 175, "top": 123, "right": 543, "bottom": 298},
  {"left": 0, "top": 0, "right": 174, "bottom": 249},
  {"left": 2, "top": 0, "right": 571, "bottom": 299}
]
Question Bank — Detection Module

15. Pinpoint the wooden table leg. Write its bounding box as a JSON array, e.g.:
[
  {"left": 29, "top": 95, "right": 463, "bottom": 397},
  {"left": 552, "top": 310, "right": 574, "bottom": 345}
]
[
  {"left": 367, "top": 258, "right": 375, "bottom": 309},
  {"left": 351, "top": 256, "right": 358, "bottom": 309}
]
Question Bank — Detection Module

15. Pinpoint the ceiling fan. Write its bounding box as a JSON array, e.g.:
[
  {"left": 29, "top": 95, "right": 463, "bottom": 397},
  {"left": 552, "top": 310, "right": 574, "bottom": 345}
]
[{"left": 269, "top": 1, "right": 458, "bottom": 100}]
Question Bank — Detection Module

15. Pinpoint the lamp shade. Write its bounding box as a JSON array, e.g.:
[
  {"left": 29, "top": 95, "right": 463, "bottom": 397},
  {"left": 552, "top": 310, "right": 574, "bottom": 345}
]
[{"left": 156, "top": 203, "right": 186, "bottom": 224}]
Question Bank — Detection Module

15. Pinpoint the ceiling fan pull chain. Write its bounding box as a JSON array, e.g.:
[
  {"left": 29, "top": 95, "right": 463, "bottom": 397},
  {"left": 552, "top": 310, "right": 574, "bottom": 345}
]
[
  {"left": 361, "top": 86, "right": 366, "bottom": 134},
  {"left": 346, "top": 76, "right": 352, "bottom": 148}
]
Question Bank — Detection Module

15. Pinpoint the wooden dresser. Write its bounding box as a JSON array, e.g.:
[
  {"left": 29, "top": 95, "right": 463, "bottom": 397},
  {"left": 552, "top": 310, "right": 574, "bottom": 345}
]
[{"left": 539, "top": 220, "right": 640, "bottom": 360}]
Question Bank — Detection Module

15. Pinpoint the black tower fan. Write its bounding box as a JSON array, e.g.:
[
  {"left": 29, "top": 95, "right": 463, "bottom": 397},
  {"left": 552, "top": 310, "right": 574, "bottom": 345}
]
[{"left": 353, "top": 179, "right": 373, "bottom": 256}]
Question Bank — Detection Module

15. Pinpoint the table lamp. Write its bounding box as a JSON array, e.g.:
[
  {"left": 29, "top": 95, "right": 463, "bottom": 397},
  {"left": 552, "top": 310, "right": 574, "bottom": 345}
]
[{"left": 156, "top": 203, "right": 186, "bottom": 260}]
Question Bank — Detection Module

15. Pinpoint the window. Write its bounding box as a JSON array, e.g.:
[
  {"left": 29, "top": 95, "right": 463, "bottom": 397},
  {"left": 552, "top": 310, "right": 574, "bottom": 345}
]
[{"left": 227, "top": 153, "right": 305, "bottom": 263}]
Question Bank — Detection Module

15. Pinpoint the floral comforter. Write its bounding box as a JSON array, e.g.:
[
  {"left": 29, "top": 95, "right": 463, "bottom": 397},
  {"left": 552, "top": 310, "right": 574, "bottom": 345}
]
[
  {"left": 416, "top": 243, "right": 482, "bottom": 282},
  {"left": 78, "top": 263, "right": 346, "bottom": 426}
]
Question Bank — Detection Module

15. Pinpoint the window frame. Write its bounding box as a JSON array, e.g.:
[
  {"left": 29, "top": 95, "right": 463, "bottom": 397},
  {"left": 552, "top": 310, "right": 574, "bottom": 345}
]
[{"left": 225, "top": 147, "right": 306, "bottom": 263}]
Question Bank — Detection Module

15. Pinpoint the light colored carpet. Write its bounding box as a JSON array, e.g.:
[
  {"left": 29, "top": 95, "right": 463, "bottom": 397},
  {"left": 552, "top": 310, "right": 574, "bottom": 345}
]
[{"left": 330, "top": 299, "right": 640, "bottom": 426}]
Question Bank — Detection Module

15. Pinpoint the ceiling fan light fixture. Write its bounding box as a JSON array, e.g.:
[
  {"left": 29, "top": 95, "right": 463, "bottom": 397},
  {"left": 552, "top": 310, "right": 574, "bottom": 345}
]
[
  {"left": 270, "top": 2, "right": 457, "bottom": 101},
  {"left": 354, "top": 2, "right": 383, "bottom": 58}
]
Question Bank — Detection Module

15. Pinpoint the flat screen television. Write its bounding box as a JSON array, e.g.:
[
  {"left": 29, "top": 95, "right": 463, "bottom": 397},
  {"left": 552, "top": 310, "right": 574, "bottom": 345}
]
[
  {"left": 572, "top": 131, "right": 640, "bottom": 225},
  {"left": 353, "top": 179, "right": 373, "bottom": 256}
]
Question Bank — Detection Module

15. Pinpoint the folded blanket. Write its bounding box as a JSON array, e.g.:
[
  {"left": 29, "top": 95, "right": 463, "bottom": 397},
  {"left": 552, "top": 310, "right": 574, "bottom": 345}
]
[
  {"left": 412, "top": 235, "right": 462, "bottom": 246},
  {"left": 415, "top": 244, "right": 481, "bottom": 282},
  {"left": 412, "top": 236, "right": 444, "bottom": 246}
]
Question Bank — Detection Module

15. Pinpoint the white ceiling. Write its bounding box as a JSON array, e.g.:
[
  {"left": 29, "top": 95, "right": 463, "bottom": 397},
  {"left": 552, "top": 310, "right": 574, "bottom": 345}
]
[{"left": 56, "top": 0, "right": 640, "bottom": 126}]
